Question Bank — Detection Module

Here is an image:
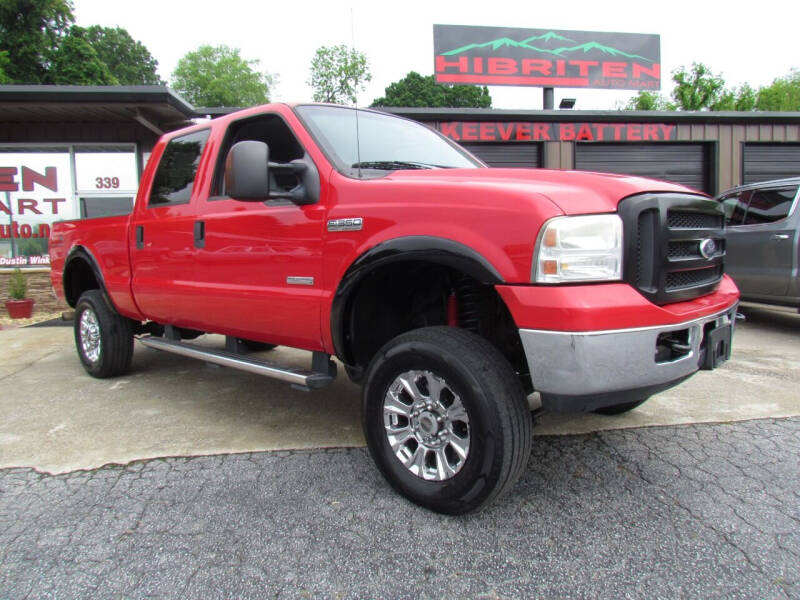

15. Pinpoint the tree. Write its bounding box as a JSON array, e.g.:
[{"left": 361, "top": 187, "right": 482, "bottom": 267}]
[
  {"left": 623, "top": 90, "right": 672, "bottom": 111},
  {"left": 671, "top": 62, "right": 728, "bottom": 111},
  {"left": 0, "top": 0, "right": 74, "bottom": 83},
  {"left": 49, "top": 29, "right": 117, "bottom": 85},
  {"left": 756, "top": 69, "right": 800, "bottom": 111},
  {"left": 0, "top": 50, "right": 11, "bottom": 83},
  {"left": 80, "top": 25, "right": 163, "bottom": 85},
  {"left": 371, "top": 71, "right": 492, "bottom": 108},
  {"left": 308, "top": 44, "right": 371, "bottom": 105},
  {"left": 171, "top": 45, "right": 274, "bottom": 107},
  {"left": 714, "top": 83, "right": 757, "bottom": 111}
]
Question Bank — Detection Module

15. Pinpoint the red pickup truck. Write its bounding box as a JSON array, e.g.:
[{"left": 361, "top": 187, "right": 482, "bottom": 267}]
[{"left": 50, "top": 103, "right": 739, "bottom": 514}]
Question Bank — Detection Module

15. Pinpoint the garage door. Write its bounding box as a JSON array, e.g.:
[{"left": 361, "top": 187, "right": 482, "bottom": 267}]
[
  {"left": 743, "top": 144, "right": 800, "bottom": 184},
  {"left": 461, "top": 143, "right": 541, "bottom": 168},
  {"left": 575, "top": 143, "right": 711, "bottom": 193}
]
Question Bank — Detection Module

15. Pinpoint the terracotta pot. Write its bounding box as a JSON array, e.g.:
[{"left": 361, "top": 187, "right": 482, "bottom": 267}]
[{"left": 5, "top": 298, "right": 35, "bottom": 319}]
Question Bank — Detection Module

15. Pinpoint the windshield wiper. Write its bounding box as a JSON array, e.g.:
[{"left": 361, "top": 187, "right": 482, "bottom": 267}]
[{"left": 351, "top": 160, "right": 446, "bottom": 170}]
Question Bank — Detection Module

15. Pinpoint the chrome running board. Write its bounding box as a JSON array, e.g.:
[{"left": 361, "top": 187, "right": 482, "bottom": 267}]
[{"left": 138, "top": 336, "right": 336, "bottom": 390}]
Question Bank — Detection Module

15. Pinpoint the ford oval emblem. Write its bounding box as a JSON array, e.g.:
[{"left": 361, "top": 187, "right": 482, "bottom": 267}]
[{"left": 699, "top": 238, "right": 717, "bottom": 259}]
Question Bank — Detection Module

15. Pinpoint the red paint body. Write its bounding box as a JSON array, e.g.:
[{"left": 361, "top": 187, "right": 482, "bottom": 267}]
[{"left": 50, "top": 103, "right": 738, "bottom": 357}]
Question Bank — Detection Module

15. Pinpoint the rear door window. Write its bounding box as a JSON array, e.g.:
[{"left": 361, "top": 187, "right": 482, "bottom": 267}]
[
  {"left": 149, "top": 129, "right": 210, "bottom": 206},
  {"left": 743, "top": 186, "right": 797, "bottom": 225}
]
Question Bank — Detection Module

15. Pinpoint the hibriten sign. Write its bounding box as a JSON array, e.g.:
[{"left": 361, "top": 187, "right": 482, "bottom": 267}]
[{"left": 434, "top": 25, "right": 661, "bottom": 90}]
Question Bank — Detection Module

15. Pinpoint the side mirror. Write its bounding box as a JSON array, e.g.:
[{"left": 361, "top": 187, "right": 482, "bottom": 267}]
[{"left": 224, "top": 141, "right": 270, "bottom": 200}]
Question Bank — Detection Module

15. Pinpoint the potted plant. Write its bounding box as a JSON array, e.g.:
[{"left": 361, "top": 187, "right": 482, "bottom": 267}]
[{"left": 5, "top": 268, "right": 35, "bottom": 319}]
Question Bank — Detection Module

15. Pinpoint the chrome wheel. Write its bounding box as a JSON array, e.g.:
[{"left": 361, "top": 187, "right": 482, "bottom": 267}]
[
  {"left": 383, "top": 369, "right": 470, "bottom": 481},
  {"left": 79, "top": 308, "right": 101, "bottom": 363}
]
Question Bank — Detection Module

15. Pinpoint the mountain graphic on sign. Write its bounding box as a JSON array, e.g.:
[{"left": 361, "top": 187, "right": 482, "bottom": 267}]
[
  {"left": 520, "top": 32, "right": 574, "bottom": 44},
  {"left": 550, "top": 41, "right": 652, "bottom": 62},
  {"left": 442, "top": 32, "right": 653, "bottom": 63},
  {"left": 441, "top": 36, "right": 563, "bottom": 57}
]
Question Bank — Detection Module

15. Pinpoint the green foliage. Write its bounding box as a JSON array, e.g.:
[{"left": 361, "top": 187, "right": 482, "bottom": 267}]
[
  {"left": 308, "top": 45, "right": 371, "bottom": 105},
  {"left": 49, "top": 29, "right": 118, "bottom": 85},
  {"left": 0, "top": 50, "right": 11, "bottom": 83},
  {"left": 16, "top": 236, "right": 48, "bottom": 257},
  {"left": 756, "top": 69, "right": 800, "bottom": 111},
  {"left": 171, "top": 45, "right": 273, "bottom": 107},
  {"left": 713, "top": 83, "right": 757, "bottom": 111},
  {"left": 671, "top": 62, "right": 728, "bottom": 111},
  {"left": 0, "top": 0, "right": 74, "bottom": 83},
  {"left": 371, "top": 71, "right": 492, "bottom": 108},
  {"left": 8, "top": 268, "right": 27, "bottom": 300},
  {"left": 619, "top": 63, "right": 800, "bottom": 113},
  {"left": 80, "top": 25, "right": 163, "bottom": 85},
  {"left": 623, "top": 91, "right": 672, "bottom": 111},
  {"left": 0, "top": 2, "right": 160, "bottom": 86}
]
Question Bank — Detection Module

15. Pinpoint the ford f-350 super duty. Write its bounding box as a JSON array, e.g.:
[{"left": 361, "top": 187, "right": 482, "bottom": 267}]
[{"left": 50, "top": 103, "right": 739, "bottom": 514}]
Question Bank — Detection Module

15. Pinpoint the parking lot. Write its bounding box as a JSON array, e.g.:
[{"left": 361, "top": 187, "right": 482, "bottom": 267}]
[{"left": 1, "top": 303, "right": 799, "bottom": 598}]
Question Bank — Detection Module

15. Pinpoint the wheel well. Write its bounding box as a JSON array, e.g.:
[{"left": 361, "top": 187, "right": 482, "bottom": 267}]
[
  {"left": 340, "top": 261, "right": 529, "bottom": 387},
  {"left": 63, "top": 256, "right": 100, "bottom": 307}
]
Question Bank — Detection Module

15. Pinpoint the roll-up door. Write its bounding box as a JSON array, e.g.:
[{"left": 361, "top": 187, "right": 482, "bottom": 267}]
[
  {"left": 461, "top": 143, "right": 541, "bottom": 168},
  {"left": 742, "top": 144, "right": 800, "bottom": 184},
  {"left": 575, "top": 143, "right": 711, "bottom": 193}
]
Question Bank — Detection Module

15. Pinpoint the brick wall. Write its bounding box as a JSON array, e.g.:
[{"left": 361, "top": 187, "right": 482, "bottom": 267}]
[{"left": 1, "top": 270, "right": 67, "bottom": 314}]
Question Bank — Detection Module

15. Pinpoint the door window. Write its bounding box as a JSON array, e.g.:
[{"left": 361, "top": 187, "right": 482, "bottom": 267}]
[
  {"left": 149, "top": 129, "right": 210, "bottom": 206},
  {"left": 743, "top": 186, "right": 797, "bottom": 225},
  {"left": 212, "top": 115, "right": 305, "bottom": 198},
  {"left": 719, "top": 191, "right": 749, "bottom": 226}
]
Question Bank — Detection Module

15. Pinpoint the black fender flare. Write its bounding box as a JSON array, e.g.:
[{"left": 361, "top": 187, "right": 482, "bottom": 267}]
[
  {"left": 63, "top": 245, "right": 112, "bottom": 308},
  {"left": 330, "top": 236, "right": 504, "bottom": 364}
]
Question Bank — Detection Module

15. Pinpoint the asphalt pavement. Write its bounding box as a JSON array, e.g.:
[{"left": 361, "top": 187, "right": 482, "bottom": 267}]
[
  {"left": 1, "top": 418, "right": 798, "bottom": 599},
  {"left": 1, "top": 302, "right": 799, "bottom": 598}
]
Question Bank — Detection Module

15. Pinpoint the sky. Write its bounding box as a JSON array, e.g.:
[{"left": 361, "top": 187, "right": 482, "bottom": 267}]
[{"left": 73, "top": 0, "right": 798, "bottom": 110}]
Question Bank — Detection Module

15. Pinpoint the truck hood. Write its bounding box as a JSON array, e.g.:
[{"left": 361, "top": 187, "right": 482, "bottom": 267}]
[{"left": 381, "top": 168, "right": 705, "bottom": 214}]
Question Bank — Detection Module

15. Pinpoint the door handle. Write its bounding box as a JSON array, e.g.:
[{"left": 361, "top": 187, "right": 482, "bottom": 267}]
[
  {"left": 771, "top": 234, "right": 790, "bottom": 240},
  {"left": 135, "top": 225, "right": 144, "bottom": 249},
  {"left": 194, "top": 220, "right": 205, "bottom": 248}
]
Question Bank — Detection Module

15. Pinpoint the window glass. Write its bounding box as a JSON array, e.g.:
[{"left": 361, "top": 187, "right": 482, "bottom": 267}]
[
  {"left": 80, "top": 196, "right": 133, "bottom": 218},
  {"left": 213, "top": 115, "right": 305, "bottom": 197},
  {"left": 149, "top": 129, "right": 210, "bottom": 206},
  {"left": 719, "top": 192, "right": 749, "bottom": 226},
  {"left": 295, "top": 105, "right": 480, "bottom": 178},
  {"left": 743, "top": 186, "right": 797, "bottom": 225}
]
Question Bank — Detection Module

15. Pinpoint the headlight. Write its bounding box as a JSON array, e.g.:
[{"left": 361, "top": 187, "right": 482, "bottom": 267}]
[{"left": 534, "top": 214, "right": 623, "bottom": 283}]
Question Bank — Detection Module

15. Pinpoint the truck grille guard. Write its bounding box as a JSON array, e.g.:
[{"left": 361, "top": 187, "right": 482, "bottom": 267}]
[{"left": 618, "top": 193, "right": 726, "bottom": 305}]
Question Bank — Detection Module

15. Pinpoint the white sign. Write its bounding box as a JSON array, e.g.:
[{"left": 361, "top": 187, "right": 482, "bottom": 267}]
[
  {"left": 0, "top": 152, "right": 76, "bottom": 262},
  {"left": 75, "top": 152, "right": 138, "bottom": 193}
]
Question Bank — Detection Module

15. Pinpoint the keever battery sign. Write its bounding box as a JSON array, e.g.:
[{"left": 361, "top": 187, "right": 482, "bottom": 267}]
[{"left": 434, "top": 25, "right": 660, "bottom": 90}]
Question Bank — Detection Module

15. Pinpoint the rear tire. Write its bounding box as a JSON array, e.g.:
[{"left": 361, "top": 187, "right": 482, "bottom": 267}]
[
  {"left": 74, "top": 290, "right": 134, "bottom": 378},
  {"left": 362, "top": 326, "right": 532, "bottom": 514},
  {"left": 593, "top": 398, "right": 648, "bottom": 415}
]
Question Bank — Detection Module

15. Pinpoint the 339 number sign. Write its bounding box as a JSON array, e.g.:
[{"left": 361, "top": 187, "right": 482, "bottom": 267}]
[{"left": 95, "top": 176, "right": 120, "bottom": 189}]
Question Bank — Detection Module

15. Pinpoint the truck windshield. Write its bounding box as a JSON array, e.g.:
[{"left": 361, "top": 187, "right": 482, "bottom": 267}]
[{"left": 294, "top": 104, "right": 482, "bottom": 178}]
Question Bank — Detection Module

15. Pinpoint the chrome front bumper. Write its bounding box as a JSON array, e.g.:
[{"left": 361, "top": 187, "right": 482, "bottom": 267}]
[{"left": 519, "top": 303, "right": 738, "bottom": 410}]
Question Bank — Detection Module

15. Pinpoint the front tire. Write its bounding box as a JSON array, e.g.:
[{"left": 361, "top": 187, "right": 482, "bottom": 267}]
[
  {"left": 74, "top": 290, "right": 134, "bottom": 378},
  {"left": 362, "top": 327, "right": 532, "bottom": 514}
]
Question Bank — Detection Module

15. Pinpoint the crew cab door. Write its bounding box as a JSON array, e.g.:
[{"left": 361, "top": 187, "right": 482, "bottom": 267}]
[
  {"left": 189, "top": 113, "right": 325, "bottom": 350},
  {"left": 723, "top": 183, "right": 798, "bottom": 298},
  {"left": 129, "top": 128, "right": 211, "bottom": 324}
]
